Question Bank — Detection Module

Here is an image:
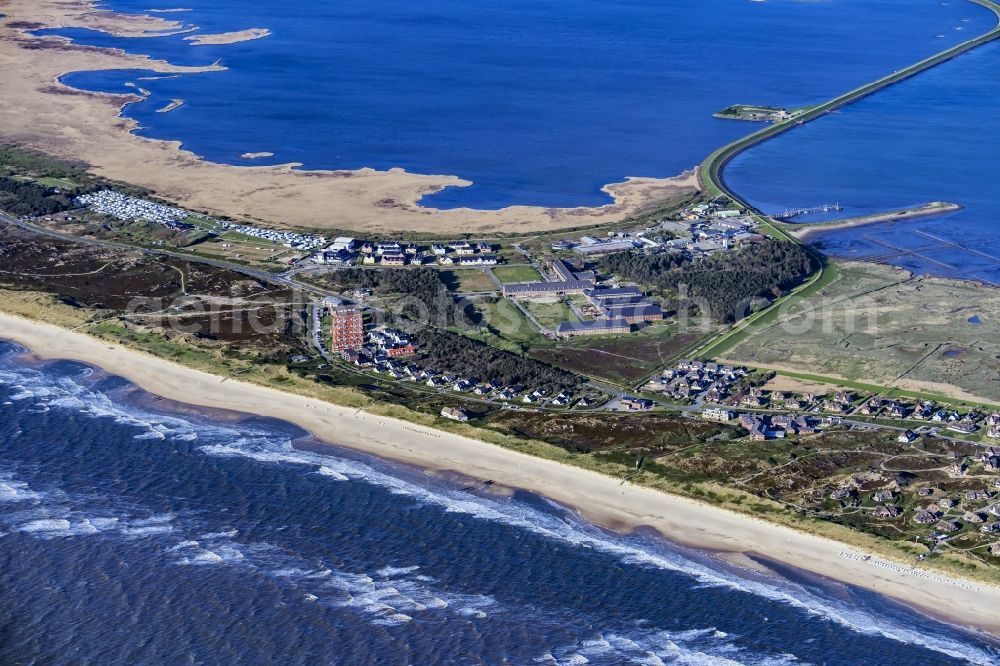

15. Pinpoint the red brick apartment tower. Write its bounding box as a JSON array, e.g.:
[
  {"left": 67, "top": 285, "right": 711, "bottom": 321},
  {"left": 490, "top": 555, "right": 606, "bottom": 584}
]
[{"left": 329, "top": 305, "right": 364, "bottom": 353}]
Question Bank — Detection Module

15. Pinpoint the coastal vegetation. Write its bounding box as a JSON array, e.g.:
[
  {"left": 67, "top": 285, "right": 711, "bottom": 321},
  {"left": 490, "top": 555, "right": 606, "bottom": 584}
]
[
  {"left": 311, "top": 267, "right": 457, "bottom": 320},
  {"left": 0, "top": 176, "right": 76, "bottom": 217},
  {"left": 713, "top": 104, "right": 796, "bottom": 123},
  {"left": 600, "top": 242, "right": 818, "bottom": 323},
  {"left": 1, "top": 220, "right": 1000, "bottom": 584},
  {"left": 721, "top": 261, "right": 1000, "bottom": 404},
  {"left": 415, "top": 329, "right": 581, "bottom": 394}
]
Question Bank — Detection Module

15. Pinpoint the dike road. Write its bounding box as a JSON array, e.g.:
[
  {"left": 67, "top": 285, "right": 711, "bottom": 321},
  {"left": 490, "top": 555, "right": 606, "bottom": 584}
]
[{"left": 698, "top": 0, "right": 1000, "bottom": 220}]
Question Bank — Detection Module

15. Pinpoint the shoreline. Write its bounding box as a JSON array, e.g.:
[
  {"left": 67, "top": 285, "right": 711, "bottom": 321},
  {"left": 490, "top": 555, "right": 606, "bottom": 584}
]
[
  {"left": 789, "top": 202, "right": 963, "bottom": 241},
  {"left": 0, "top": 0, "right": 696, "bottom": 234},
  {"left": 2, "top": 311, "right": 1000, "bottom": 638}
]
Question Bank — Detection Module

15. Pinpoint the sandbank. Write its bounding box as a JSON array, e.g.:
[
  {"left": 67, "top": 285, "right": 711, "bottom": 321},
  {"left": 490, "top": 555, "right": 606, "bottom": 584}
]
[
  {"left": 240, "top": 151, "right": 274, "bottom": 160},
  {"left": 1, "top": 310, "right": 999, "bottom": 639},
  {"left": 184, "top": 28, "right": 271, "bottom": 46},
  {"left": 0, "top": 0, "right": 697, "bottom": 234},
  {"left": 155, "top": 98, "right": 184, "bottom": 113}
]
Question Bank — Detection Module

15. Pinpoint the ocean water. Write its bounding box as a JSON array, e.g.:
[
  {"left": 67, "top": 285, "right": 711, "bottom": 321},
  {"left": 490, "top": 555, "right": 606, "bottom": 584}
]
[
  {"left": 32, "top": 0, "right": 995, "bottom": 209},
  {"left": 1, "top": 340, "right": 999, "bottom": 664},
  {"left": 725, "top": 39, "right": 1000, "bottom": 284}
]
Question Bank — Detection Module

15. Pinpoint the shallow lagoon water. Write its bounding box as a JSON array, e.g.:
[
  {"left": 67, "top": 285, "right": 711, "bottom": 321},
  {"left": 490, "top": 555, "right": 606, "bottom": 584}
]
[
  {"left": 725, "top": 38, "right": 1000, "bottom": 283},
  {"left": 37, "top": 0, "right": 994, "bottom": 209}
]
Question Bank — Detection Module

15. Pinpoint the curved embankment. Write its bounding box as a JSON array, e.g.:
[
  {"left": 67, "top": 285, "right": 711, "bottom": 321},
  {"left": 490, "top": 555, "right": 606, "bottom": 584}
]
[
  {"left": 787, "top": 201, "right": 962, "bottom": 241},
  {"left": 699, "top": 0, "right": 1000, "bottom": 225}
]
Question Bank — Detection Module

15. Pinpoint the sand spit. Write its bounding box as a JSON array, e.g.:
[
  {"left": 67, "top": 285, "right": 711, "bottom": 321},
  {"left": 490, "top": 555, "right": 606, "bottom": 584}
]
[
  {"left": 790, "top": 202, "right": 963, "bottom": 241},
  {"left": 0, "top": 0, "right": 697, "bottom": 234},
  {"left": 184, "top": 27, "right": 271, "bottom": 46},
  {"left": 155, "top": 98, "right": 184, "bottom": 113}
]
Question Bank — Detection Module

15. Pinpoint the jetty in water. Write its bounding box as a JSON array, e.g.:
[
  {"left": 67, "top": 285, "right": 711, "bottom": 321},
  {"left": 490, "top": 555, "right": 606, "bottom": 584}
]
[{"left": 774, "top": 204, "right": 843, "bottom": 220}]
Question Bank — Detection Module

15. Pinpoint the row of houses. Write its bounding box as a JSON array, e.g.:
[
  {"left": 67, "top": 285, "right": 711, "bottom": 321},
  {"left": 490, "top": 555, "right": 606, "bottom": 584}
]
[
  {"left": 858, "top": 398, "right": 998, "bottom": 436},
  {"left": 648, "top": 360, "right": 749, "bottom": 402},
  {"left": 311, "top": 238, "right": 500, "bottom": 267}
]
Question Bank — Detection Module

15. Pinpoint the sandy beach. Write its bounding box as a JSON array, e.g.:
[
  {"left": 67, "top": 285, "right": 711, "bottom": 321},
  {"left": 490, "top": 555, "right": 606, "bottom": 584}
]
[
  {"left": 1, "top": 311, "right": 999, "bottom": 638},
  {"left": 0, "top": 0, "right": 697, "bottom": 234}
]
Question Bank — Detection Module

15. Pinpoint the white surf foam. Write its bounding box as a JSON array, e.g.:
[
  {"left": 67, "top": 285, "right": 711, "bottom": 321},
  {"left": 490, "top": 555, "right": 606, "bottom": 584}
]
[
  {"left": 316, "top": 466, "right": 350, "bottom": 480},
  {"left": 194, "top": 436, "right": 1000, "bottom": 665},
  {"left": 20, "top": 518, "right": 71, "bottom": 533},
  {"left": 2, "top": 360, "right": 996, "bottom": 664},
  {"left": 0, "top": 477, "right": 44, "bottom": 503},
  {"left": 538, "top": 627, "right": 803, "bottom": 666}
]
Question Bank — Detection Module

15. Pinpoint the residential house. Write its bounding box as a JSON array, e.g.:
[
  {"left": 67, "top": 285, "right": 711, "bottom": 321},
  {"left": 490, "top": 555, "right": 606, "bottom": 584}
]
[
  {"left": 440, "top": 406, "right": 469, "bottom": 422},
  {"left": 934, "top": 520, "right": 962, "bottom": 533},
  {"left": 701, "top": 408, "right": 735, "bottom": 422},
  {"left": 830, "top": 488, "right": 852, "bottom": 501},
  {"left": 620, "top": 396, "right": 654, "bottom": 411},
  {"left": 874, "top": 505, "right": 902, "bottom": 519}
]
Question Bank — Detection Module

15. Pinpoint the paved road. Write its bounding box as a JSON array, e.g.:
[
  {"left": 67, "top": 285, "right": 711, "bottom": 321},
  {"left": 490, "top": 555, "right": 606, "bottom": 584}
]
[{"left": 1, "top": 213, "right": 337, "bottom": 300}]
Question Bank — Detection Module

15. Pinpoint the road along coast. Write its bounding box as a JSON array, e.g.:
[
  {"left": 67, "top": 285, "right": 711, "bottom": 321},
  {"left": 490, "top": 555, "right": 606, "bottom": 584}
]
[{"left": 2, "top": 311, "right": 1000, "bottom": 639}]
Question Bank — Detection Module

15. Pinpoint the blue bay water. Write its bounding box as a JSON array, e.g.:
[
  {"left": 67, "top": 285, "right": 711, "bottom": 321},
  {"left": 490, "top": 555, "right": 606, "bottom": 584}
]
[
  {"left": 725, "top": 38, "right": 1000, "bottom": 284},
  {"left": 35, "top": 0, "right": 996, "bottom": 209},
  {"left": 2, "top": 342, "right": 1000, "bottom": 664}
]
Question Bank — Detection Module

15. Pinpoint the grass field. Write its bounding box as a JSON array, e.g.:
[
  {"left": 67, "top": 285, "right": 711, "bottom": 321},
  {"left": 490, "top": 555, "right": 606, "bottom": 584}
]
[
  {"left": 493, "top": 265, "right": 542, "bottom": 283},
  {"left": 722, "top": 261, "right": 1000, "bottom": 404},
  {"left": 531, "top": 322, "right": 703, "bottom": 386},
  {"left": 467, "top": 297, "right": 548, "bottom": 347},
  {"left": 440, "top": 268, "right": 496, "bottom": 293},
  {"left": 191, "top": 234, "right": 297, "bottom": 265},
  {"left": 522, "top": 298, "right": 579, "bottom": 330}
]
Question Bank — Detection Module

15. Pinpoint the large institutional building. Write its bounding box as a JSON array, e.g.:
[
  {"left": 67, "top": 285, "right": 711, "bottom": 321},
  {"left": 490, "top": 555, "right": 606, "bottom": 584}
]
[{"left": 329, "top": 304, "right": 364, "bottom": 353}]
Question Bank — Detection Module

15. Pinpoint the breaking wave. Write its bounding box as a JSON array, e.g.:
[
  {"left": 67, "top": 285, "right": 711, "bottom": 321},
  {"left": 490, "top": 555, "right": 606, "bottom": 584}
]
[{"left": 1, "top": 346, "right": 997, "bottom": 664}]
